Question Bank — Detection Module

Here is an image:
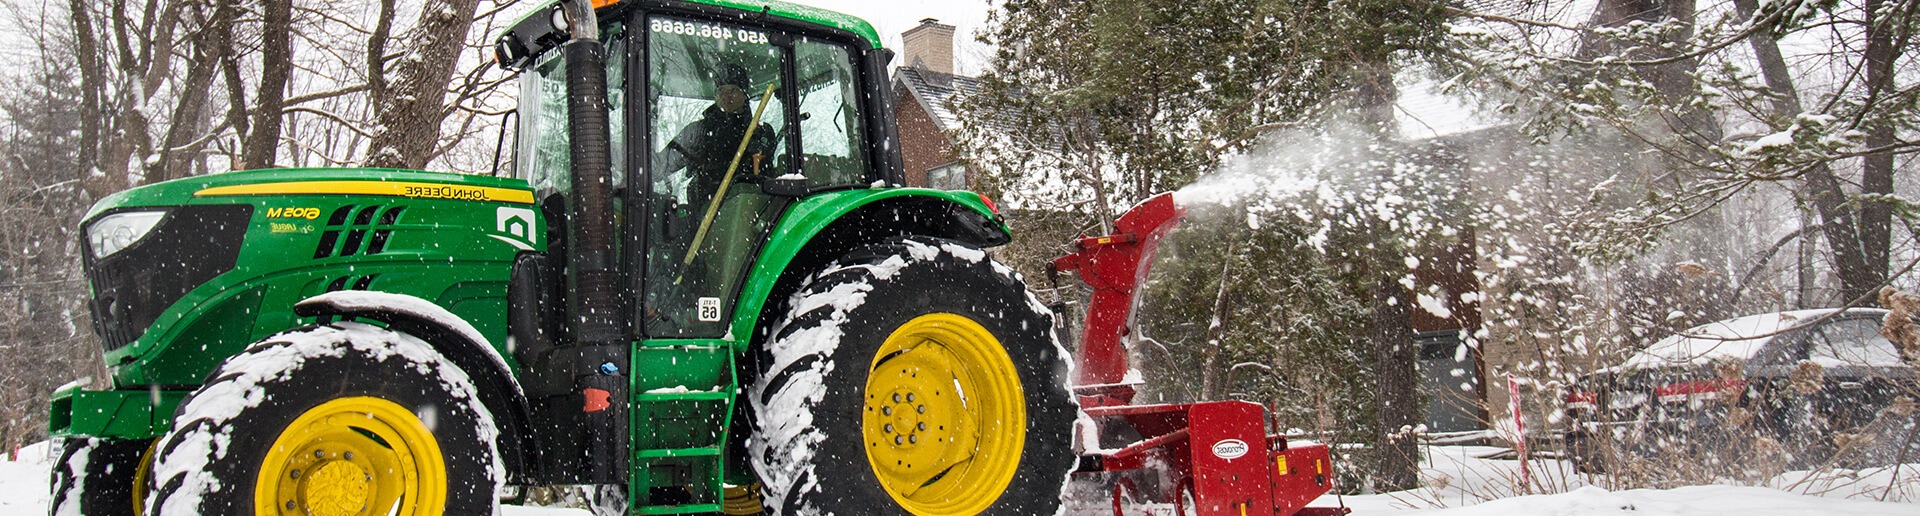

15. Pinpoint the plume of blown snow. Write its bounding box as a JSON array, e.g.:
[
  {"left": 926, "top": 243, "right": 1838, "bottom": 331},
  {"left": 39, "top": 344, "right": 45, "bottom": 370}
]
[{"left": 1173, "top": 120, "right": 1386, "bottom": 211}]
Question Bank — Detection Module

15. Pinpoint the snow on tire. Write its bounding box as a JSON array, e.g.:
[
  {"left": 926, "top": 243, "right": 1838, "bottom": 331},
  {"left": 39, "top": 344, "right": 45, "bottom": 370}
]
[
  {"left": 143, "top": 322, "right": 502, "bottom": 515},
  {"left": 749, "top": 236, "right": 1075, "bottom": 515},
  {"left": 49, "top": 437, "right": 152, "bottom": 516}
]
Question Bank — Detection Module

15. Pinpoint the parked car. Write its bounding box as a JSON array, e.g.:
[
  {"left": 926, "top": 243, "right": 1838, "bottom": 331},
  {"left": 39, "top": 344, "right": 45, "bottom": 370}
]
[{"left": 1562, "top": 308, "right": 1914, "bottom": 472}]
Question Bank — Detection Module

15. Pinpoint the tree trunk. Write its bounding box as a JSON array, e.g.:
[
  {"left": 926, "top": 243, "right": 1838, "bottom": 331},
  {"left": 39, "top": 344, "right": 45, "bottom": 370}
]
[
  {"left": 1371, "top": 273, "right": 1420, "bottom": 492},
  {"left": 1734, "top": 0, "right": 1886, "bottom": 304},
  {"left": 66, "top": 0, "right": 105, "bottom": 197},
  {"left": 1857, "top": 0, "right": 1908, "bottom": 301},
  {"left": 1200, "top": 253, "right": 1234, "bottom": 400},
  {"left": 240, "top": 0, "right": 294, "bottom": 169},
  {"left": 150, "top": 44, "right": 220, "bottom": 182},
  {"left": 365, "top": 0, "right": 483, "bottom": 169},
  {"left": 1356, "top": 60, "right": 1421, "bottom": 492},
  {"left": 366, "top": 0, "right": 397, "bottom": 117},
  {"left": 218, "top": 0, "right": 250, "bottom": 171}
]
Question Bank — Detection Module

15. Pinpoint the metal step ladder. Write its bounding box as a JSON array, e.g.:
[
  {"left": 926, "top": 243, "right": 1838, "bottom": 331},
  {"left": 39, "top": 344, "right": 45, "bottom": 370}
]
[{"left": 628, "top": 343, "right": 738, "bottom": 514}]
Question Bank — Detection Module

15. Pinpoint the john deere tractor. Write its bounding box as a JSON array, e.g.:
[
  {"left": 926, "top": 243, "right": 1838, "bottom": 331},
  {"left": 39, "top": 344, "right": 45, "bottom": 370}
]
[{"left": 47, "top": 0, "right": 1073, "bottom": 514}]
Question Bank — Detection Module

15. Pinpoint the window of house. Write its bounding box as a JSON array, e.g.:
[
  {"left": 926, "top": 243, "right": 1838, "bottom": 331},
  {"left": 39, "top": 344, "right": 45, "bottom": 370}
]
[{"left": 927, "top": 163, "right": 965, "bottom": 190}]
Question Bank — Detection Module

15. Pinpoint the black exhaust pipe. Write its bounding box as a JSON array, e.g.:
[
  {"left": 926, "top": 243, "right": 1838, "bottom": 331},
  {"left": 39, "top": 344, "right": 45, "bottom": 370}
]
[
  {"left": 555, "top": 0, "right": 627, "bottom": 485},
  {"left": 558, "top": 0, "right": 621, "bottom": 344}
]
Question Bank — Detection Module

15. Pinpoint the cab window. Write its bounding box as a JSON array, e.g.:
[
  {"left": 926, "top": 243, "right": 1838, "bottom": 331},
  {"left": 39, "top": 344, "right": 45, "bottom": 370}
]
[
  {"left": 793, "top": 37, "right": 869, "bottom": 187},
  {"left": 641, "top": 15, "right": 790, "bottom": 338}
]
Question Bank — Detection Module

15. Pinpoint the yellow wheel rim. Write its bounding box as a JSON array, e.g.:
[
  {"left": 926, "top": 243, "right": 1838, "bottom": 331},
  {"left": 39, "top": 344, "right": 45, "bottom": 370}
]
[
  {"left": 863, "top": 313, "right": 1026, "bottom": 515},
  {"left": 132, "top": 438, "right": 157, "bottom": 514},
  {"left": 255, "top": 397, "right": 446, "bottom": 516}
]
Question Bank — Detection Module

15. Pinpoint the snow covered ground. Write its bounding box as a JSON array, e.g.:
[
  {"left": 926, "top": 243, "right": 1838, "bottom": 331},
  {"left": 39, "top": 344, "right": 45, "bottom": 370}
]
[
  {"left": 1310, "top": 445, "right": 1920, "bottom": 515},
  {"left": 1, "top": 440, "right": 591, "bottom": 515},
  {"left": 5, "top": 440, "right": 1919, "bottom": 515}
]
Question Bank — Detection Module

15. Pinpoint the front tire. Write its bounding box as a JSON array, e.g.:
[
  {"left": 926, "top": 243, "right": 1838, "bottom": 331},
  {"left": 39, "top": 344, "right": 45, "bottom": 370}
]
[
  {"left": 144, "top": 322, "right": 501, "bottom": 515},
  {"left": 49, "top": 437, "right": 155, "bottom": 515},
  {"left": 749, "top": 237, "right": 1075, "bottom": 515}
]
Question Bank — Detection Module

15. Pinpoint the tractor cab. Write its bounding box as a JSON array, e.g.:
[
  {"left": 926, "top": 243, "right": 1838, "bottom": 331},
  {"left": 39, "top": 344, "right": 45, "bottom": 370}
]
[{"left": 496, "top": 0, "right": 897, "bottom": 339}]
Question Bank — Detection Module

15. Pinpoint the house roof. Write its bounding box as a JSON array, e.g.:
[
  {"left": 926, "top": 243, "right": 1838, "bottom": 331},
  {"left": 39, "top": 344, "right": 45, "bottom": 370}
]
[{"left": 894, "top": 65, "right": 984, "bottom": 133}]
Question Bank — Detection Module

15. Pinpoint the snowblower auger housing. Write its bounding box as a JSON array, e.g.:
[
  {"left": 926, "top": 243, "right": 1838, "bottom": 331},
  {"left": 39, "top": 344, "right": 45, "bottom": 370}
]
[
  {"left": 1054, "top": 192, "right": 1348, "bottom": 516},
  {"left": 50, "top": 1, "right": 1078, "bottom": 514}
]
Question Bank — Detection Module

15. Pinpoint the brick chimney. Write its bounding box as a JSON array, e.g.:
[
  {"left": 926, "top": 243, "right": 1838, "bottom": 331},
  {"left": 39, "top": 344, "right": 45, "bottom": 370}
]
[{"left": 901, "top": 18, "right": 955, "bottom": 75}]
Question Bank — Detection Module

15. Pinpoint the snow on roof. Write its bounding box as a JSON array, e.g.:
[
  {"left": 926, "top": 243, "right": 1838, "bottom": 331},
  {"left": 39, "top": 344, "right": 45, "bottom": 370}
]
[
  {"left": 894, "top": 65, "right": 984, "bottom": 132},
  {"left": 1613, "top": 309, "right": 1857, "bottom": 371}
]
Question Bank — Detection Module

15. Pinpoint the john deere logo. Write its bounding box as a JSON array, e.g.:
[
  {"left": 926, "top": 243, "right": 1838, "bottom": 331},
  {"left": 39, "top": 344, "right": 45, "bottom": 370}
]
[
  {"left": 1212, "top": 439, "right": 1249, "bottom": 459},
  {"left": 491, "top": 207, "right": 537, "bottom": 251}
]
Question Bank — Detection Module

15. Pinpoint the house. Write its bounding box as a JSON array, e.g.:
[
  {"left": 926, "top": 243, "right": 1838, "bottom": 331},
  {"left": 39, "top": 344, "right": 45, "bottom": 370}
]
[{"left": 892, "top": 19, "right": 978, "bottom": 190}]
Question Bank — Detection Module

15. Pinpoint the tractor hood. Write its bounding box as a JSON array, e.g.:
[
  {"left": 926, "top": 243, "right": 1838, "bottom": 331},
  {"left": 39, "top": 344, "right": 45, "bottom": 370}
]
[{"left": 82, "top": 167, "right": 537, "bottom": 388}]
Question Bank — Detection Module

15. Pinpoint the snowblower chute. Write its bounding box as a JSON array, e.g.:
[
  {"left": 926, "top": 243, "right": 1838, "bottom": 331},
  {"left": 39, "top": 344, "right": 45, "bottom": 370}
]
[{"left": 1053, "top": 192, "right": 1348, "bottom": 516}]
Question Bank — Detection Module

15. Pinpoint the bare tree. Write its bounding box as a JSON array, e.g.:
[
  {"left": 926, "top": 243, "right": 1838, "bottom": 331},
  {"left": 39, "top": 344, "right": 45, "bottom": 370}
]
[
  {"left": 239, "top": 0, "right": 294, "bottom": 169},
  {"left": 365, "top": 0, "right": 484, "bottom": 169}
]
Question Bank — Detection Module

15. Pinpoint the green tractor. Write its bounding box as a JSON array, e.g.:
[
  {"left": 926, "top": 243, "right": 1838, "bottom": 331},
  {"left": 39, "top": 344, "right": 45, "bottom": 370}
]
[{"left": 47, "top": 0, "right": 1074, "bottom": 514}]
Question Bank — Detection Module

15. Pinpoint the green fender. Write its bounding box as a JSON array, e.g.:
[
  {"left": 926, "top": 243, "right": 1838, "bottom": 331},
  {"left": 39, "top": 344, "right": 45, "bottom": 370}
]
[{"left": 727, "top": 187, "right": 1008, "bottom": 343}]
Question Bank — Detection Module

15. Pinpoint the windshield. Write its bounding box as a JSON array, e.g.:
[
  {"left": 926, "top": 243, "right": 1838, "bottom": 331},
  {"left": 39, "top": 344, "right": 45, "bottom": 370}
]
[
  {"left": 641, "top": 15, "right": 790, "bottom": 338},
  {"left": 515, "top": 24, "right": 628, "bottom": 194}
]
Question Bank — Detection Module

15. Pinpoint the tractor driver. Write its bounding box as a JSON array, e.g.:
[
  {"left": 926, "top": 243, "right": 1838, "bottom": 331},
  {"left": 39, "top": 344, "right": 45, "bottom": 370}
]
[
  {"left": 645, "top": 62, "right": 780, "bottom": 333},
  {"left": 652, "top": 62, "right": 779, "bottom": 207}
]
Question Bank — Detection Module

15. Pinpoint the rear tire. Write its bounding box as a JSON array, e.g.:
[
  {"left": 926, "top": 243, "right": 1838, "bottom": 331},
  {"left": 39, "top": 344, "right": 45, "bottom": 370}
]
[
  {"left": 49, "top": 437, "right": 154, "bottom": 515},
  {"left": 749, "top": 237, "right": 1075, "bottom": 515},
  {"left": 144, "top": 322, "right": 501, "bottom": 515}
]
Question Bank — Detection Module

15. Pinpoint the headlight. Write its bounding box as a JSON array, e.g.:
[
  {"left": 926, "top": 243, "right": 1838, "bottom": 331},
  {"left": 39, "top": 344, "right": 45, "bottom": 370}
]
[{"left": 87, "top": 210, "right": 168, "bottom": 259}]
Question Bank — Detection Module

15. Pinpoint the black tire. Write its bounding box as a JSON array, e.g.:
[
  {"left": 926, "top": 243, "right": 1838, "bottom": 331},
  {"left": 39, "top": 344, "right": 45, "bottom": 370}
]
[
  {"left": 1565, "top": 430, "right": 1608, "bottom": 474},
  {"left": 749, "top": 237, "right": 1075, "bottom": 515},
  {"left": 49, "top": 437, "right": 154, "bottom": 515},
  {"left": 143, "top": 322, "right": 501, "bottom": 515},
  {"left": 586, "top": 484, "right": 628, "bottom": 516}
]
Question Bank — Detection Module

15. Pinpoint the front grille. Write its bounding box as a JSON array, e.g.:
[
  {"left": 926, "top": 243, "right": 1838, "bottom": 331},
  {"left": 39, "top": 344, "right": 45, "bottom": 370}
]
[
  {"left": 314, "top": 205, "right": 406, "bottom": 258},
  {"left": 85, "top": 205, "right": 252, "bottom": 352}
]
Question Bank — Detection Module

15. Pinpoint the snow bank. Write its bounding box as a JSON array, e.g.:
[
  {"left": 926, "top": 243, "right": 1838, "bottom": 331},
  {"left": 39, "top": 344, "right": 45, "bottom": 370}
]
[
  {"left": 1311, "top": 445, "right": 1920, "bottom": 515},
  {"left": 7, "top": 437, "right": 586, "bottom": 515},
  {"left": 2, "top": 441, "right": 56, "bottom": 514},
  {"left": 1369, "top": 485, "right": 1920, "bottom": 516}
]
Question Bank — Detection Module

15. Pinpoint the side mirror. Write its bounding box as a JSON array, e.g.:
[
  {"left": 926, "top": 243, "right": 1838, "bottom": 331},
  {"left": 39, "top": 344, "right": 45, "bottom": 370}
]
[{"left": 761, "top": 175, "right": 809, "bottom": 197}]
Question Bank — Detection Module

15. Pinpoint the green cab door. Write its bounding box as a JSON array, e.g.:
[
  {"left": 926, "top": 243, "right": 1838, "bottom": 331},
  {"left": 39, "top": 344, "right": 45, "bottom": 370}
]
[{"left": 639, "top": 14, "right": 873, "bottom": 339}]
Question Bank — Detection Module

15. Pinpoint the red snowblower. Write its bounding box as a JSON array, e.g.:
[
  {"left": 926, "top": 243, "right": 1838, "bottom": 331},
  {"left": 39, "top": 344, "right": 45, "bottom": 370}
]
[{"left": 1052, "top": 192, "right": 1348, "bottom": 516}]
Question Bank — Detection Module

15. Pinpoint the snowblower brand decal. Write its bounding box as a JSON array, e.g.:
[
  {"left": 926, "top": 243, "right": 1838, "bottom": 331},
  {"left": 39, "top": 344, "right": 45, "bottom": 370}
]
[
  {"left": 195, "top": 181, "right": 536, "bottom": 204},
  {"left": 1212, "top": 439, "right": 1250, "bottom": 459},
  {"left": 490, "top": 207, "right": 537, "bottom": 251}
]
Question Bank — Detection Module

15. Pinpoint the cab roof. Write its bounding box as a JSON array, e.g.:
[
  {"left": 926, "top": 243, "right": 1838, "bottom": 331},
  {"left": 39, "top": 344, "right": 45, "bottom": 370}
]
[{"left": 516, "top": 0, "right": 882, "bottom": 49}]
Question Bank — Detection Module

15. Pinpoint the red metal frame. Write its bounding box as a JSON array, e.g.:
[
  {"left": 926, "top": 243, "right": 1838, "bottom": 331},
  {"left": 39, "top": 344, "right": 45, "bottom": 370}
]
[{"left": 1055, "top": 192, "right": 1348, "bottom": 516}]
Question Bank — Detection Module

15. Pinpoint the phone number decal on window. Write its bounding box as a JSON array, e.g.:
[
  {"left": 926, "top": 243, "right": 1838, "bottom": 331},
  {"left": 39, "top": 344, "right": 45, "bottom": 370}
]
[{"left": 651, "top": 19, "right": 769, "bottom": 44}]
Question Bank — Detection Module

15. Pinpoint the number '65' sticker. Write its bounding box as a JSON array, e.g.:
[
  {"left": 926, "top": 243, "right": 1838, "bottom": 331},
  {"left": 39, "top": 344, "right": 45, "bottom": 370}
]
[{"left": 698, "top": 297, "right": 722, "bottom": 322}]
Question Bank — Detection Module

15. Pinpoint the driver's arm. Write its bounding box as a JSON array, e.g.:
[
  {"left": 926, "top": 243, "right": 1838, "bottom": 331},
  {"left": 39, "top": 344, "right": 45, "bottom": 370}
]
[{"left": 651, "top": 133, "right": 694, "bottom": 177}]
